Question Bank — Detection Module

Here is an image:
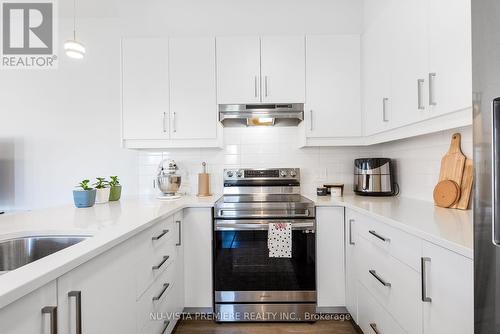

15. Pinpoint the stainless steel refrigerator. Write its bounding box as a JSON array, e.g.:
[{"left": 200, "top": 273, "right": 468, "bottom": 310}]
[{"left": 472, "top": 0, "right": 500, "bottom": 332}]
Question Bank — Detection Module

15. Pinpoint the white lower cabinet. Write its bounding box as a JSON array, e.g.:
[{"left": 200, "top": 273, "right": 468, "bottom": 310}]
[
  {"left": 57, "top": 236, "right": 138, "bottom": 334},
  {"left": 345, "top": 212, "right": 358, "bottom": 322},
  {"left": 346, "top": 208, "right": 473, "bottom": 334},
  {"left": 316, "top": 207, "right": 346, "bottom": 308},
  {"left": 183, "top": 208, "right": 213, "bottom": 309},
  {"left": 0, "top": 281, "right": 57, "bottom": 334},
  {"left": 422, "top": 241, "right": 473, "bottom": 334}
]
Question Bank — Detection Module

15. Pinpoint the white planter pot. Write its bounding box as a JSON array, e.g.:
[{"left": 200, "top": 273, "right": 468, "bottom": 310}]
[{"left": 95, "top": 187, "right": 111, "bottom": 204}]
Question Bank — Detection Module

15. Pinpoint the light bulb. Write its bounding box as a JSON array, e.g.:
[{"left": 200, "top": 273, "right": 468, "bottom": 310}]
[{"left": 64, "top": 40, "right": 85, "bottom": 59}]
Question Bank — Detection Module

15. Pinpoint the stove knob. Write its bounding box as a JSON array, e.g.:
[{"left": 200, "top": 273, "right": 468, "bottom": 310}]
[
  {"left": 280, "top": 170, "right": 287, "bottom": 177},
  {"left": 290, "top": 170, "right": 297, "bottom": 177},
  {"left": 227, "top": 171, "right": 234, "bottom": 177},
  {"left": 236, "top": 170, "right": 243, "bottom": 178}
]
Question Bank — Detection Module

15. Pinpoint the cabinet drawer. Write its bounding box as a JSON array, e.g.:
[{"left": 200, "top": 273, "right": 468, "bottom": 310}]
[
  {"left": 137, "top": 262, "right": 178, "bottom": 332},
  {"left": 357, "top": 235, "right": 421, "bottom": 334},
  {"left": 358, "top": 283, "right": 407, "bottom": 334},
  {"left": 136, "top": 216, "right": 179, "bottom": 298},
  {"left": 349, "top": 209, "right": 421, "bottom": 271}
]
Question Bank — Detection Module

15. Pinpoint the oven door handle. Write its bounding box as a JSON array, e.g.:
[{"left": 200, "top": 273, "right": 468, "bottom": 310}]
[
  {"left": 215, "top": 221, "right": 315, "bottom": 231},
  {"left": 217, "top": 209, "right": 311, "bottom": 218}
]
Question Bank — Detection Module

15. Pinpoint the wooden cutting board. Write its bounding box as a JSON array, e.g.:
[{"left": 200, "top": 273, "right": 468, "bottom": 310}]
[
  {"left": 433, "top": 180, "right": 460, "bottom": 208},
  {"left": 439, "top": 133, "right": 466, "bottom": 187},
  {"left": 452, "top": 159, "right": 474, "bottom": 210}
]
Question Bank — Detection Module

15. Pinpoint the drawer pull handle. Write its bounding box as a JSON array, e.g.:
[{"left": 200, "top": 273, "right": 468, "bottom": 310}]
[
  {"left": 421, "top": 257, "right": 432, "bottom": 302},
  {"left": 41, "top": 306, "right": 58, "bottom": 334},
  {"left": 152, "top": 283, "right": 170, "bottom": 301},
  {"left": 152, "top": 255, "right": 170, "bottom": 270},
  {"left": 369, "top": 323, "right": 381, "bottom": 334},
  {"left": 68, "top": 291, "right": 82, "bottom": 334},
  {"left": 369, "top": 269, "right": 391, "bottom": 287},
  {"left": 152, "top": 229, "right": 169, "bottom": 241},
  {"left": 176, "top": 220, "right": 182, "bottom": 246},
  {"left": 162, "top": 320, "right": 171, "bottom": 334},
  {"left": 369, "top": 230, "right": 390, "bottom": 242},
  {"left": 348, "top": 219, "right": 355, "bottom": 245}
]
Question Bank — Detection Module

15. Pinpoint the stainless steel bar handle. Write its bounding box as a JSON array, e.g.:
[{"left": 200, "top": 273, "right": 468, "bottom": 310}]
[
  {"left": 176, "top": 220, "right": 182, "bottom": 246},
  {"left": 369, "top": 323, "right": 381, "bottom": 334},
  {"left": 417, "top": 79, "right": 425, "bottom": 110},
  {"left": 152, "top": 283, "right": 170, "bottom": 301},
  {"left": 152, "top": 255, "right": 170, "bottom": 270},
  {"left": 421, "top": 257, "right": 432, "bottom": 302},
  {"left": 161, "top": 320, "right": 171, "bottom": 334},
  {"left": 254, "top": 76, "right": 258, "bottom": 98},
  {"left": 348, "top": 219, "right": 355, "bottom": 245},
  {"left": 68, "top": 291, "right": 82, "bottom": 334},
  {"left": 152, "top": 229, "right": 169, "bottom": 241},
  {"left": 218, "top": 210, "right": 311, "bottom": 218},
  {"left": 42, "top": 306, "right": 58, "bottom": 334},
  {"left": 216, "top": 222, "right": 315, "bottom": 231},
  {"left": 428, "top": 73, "right": 437, "bottom": 106},
  {"left": 369, "top": 269, "right": 391, "bottom": 287},
  {"left": 162, "top": 112, "right": 167, "bottom": 133},
  {"left": 264, "top": 76, "right": 268, "bottom": 97},
  {"left": 369, "top": 230, "right": 390, "bottom": 242},
  {"left": 382, "top": 98, "right": 389, "bottom": 122},
  {"left": 173, "top": 112, "right": 177, "bottom": 133},
  {"left": 492, "top": 98, "right": 500, "bottom": 246},
  {"left": 310, "top": 110, "right": 313, "bottom": 131}
]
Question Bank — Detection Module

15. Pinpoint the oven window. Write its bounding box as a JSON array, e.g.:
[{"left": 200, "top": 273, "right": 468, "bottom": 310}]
[{"left": 214, "top": 230, "right": 316, "bottom": 291}]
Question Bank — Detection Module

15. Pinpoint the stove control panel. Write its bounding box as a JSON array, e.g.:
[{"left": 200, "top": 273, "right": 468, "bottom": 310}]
[{"left": 223, "top": 168, "right": 300, "bottom": 181}]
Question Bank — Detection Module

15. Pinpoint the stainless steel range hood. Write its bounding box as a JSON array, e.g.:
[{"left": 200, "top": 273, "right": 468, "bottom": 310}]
[{"left": 219, "top": 103, "right": 304, "bottom": 127}]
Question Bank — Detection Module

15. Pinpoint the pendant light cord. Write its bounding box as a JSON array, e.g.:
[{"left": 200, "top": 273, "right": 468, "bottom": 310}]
[{"left": 73, "top": 0, "right": 76, "bottom": 40}]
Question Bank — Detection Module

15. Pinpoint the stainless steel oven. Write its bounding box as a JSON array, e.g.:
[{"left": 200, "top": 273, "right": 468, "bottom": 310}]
[{"left": 213, "top": 168, "right": 316, "bottom": 322}]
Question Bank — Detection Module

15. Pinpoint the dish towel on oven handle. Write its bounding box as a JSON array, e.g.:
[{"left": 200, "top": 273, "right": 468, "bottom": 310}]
[{"left": 268, "top": 222, "right": 292, "bottom": 258}]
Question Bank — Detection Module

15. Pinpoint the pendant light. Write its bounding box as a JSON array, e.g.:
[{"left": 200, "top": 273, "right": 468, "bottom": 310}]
[{"left": 64, "top": 0, "right": 85, "bottom": 59}]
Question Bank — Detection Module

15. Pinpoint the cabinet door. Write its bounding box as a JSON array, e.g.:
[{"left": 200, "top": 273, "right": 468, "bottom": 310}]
[
  {"left": 363, "top": 0, "right": 393, "bottom": 135},
  {"left": 57, "top": 239, "right": 137, "bottom": 334},
  {"left": 422, "top": 241, "right": 473, "bottom": 334},
  {"left": 316, "top": 207, "right": 346, "bottom": 308},
  {"left": 0, "top": 281, "right": 57, "bottom": 334},
  {"left": 428, "top": 0, "right": 472, "bottom": 117},
  {"left": 345, "top": 211, "right": 358, "bottom": 322},
  {"left": 183, "top": 208, "right": 212, "bottom": 309},
  {"left": 122, "top": 38, "right": 170, "bottom": 140},
  {"left": 305, "top": 35, "right": 361, "bottom": 138},
  {"left": 216, "top": 36, "right": 261, "bottom": 104},
  {"left": 172, "top": 211, "right": 185, "bottom": 315},
  {"left": 391, "top": 0, "right": 429, "bottom": 127},
  {"left": 169, "top": 37, "right": 217, "bottom": 139},
  {"left": 261, "top": 35, "right": 305, "bottom": 103}
]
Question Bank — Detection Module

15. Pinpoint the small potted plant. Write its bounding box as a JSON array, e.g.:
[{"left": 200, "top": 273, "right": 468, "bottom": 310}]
[
  {"left": 93, "top": 177, "right": 110, "bottom": 204},
  {"left": 73, "top": 179, "right": 96, "bottom": 208},
  {"left": 108, "top": 176, "right": 122, "bottom": 201}
]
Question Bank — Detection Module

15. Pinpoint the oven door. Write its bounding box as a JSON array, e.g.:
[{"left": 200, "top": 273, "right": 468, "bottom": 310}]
[{"left": 214, "top": 219, "right": 316, "bottom": 303}]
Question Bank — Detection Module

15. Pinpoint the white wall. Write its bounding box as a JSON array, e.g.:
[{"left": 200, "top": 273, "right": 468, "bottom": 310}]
[
  {"left": 0, "top": 19, "right": 138, "bottom": 210},
  {"left": 139, "top": 126, "right": 473, "bottom": 203}
]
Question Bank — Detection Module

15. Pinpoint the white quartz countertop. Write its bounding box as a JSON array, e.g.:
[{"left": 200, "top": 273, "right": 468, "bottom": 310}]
[
  {"left": 0, "top": 193, "right": 473, "bottom": 309},
  {"left": 306, "top": 194, "right": 473, "bottom": 259},
  {"left": 0, "top": 195, "right": 216, "bottom": 309}
]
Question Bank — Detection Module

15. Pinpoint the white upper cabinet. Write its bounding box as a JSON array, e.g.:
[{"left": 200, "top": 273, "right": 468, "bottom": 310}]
[
  {"left": 217, "top": 35, "right": 305, "bottom": 104},
  {"left": 390, "top": 0, "right": 429, "bottom": 127},
  {"left": 122, "top": 38, "right": 169, "bottom": 140},
  {"left": 169, "top": 37, "right": 217, "bottom": 140},
  {"left": 428, "top": 0, "right": 472, "bottom": 117},
  {"left": 363, "top": 0, "right": 393, "bottom": 136},
  {"left": 260, "top": 35, "right": 305, "bottom": 103},
  {"left": 305, "top": 35, "right": 361, "bottom": 138},
  {"left": 216, "top": 36, "right": 261, "bottom": 104}
]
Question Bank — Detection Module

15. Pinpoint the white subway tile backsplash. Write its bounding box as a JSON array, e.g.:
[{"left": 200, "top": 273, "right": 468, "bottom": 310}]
[{"left": 137, "top": 125, "right": 472, "bottom": 203}]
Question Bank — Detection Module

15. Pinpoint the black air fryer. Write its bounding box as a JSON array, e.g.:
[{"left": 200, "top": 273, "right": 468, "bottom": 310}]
[{"left": 353, "top": 158, "right": 397, "bottom": 196}]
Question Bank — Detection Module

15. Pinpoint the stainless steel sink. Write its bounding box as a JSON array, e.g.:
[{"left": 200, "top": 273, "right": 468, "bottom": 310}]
[{"left": 0, "top": 235, "right": 90, "bottom": 273}]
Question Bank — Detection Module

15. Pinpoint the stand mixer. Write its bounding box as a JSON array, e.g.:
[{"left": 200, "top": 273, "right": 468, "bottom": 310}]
[{"left": 154, "top": 159, "right": 182, "bottom": 199}]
